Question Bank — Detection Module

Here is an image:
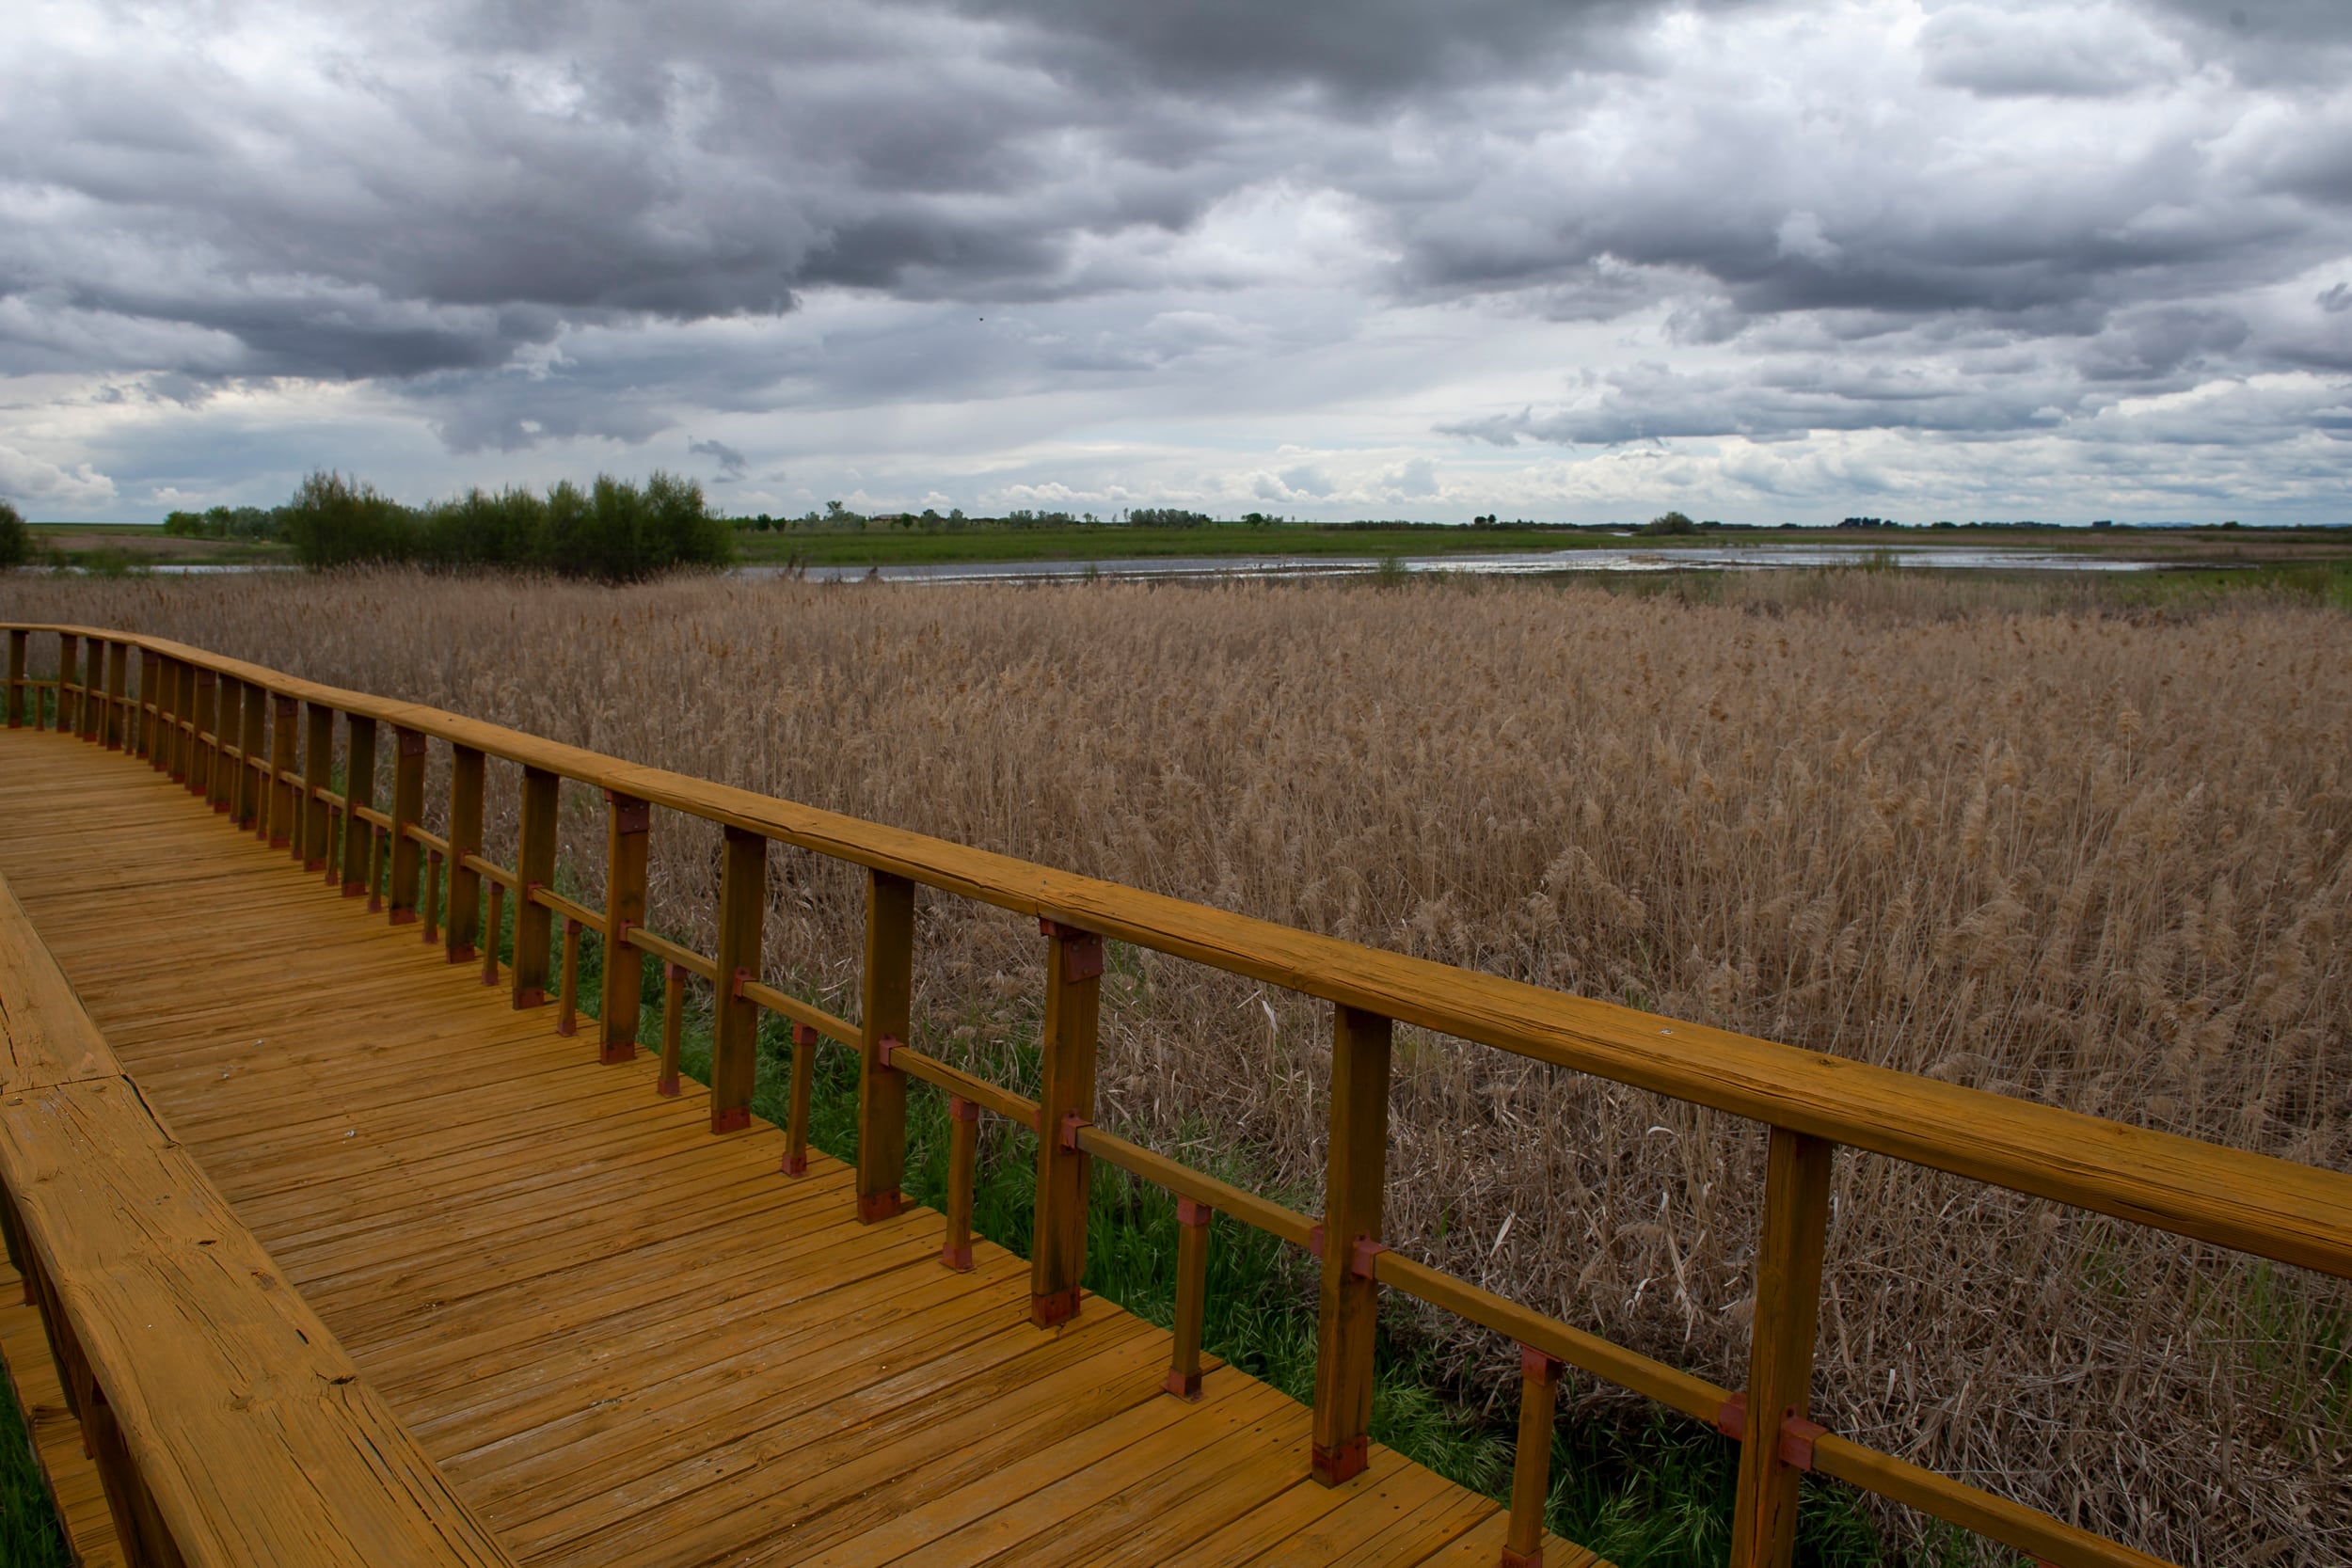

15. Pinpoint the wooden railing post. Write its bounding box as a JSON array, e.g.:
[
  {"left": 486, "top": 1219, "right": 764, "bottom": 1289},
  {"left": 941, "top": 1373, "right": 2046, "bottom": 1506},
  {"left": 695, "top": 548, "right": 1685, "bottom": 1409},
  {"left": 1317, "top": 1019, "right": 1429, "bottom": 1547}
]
[
  {"left": 135, "top": 650, "right": 159, "bottom": 758},
  {"left": 4, "top": 629, "right": 23, "bottom": 729},
  {"left": 270, "top": 695, "right": 300, "bottom": 849},
  {"left": 512, "top": 764, "right": 558, "bottom": 1006},
  {"left": 102, "top": 641, "right": 126, "bottom": 750},
  {"left": 1504, "top": 1348, "right": 1564, "bottom": 1567},
  {"left": 445, "top": 746, "right": 485, "bottom": 962},
  {"left": 81, "top": 637, "right": 103, "bottom": 742},
  {"left": 341, "top": 717, "right": 377, "bottom": 896},
  {"left": 710, "top": 825, "right": 769, "bottom": 1132},
  {"left": 205, "top": 674, "right": 232, "bottom": 816},
  {"left": 1167, "top": 1198, "right": 1212, "bottom": 1399},
  {"left": 942, "top": 1096, "right": 977, "bottom": 1269},
  {"left": 557, "top": 919, "right": 582, "bottom": 1036},
  {"left": 387, "top": 726, "right": 425, "bottom": 921},
  {"left": 211, "top": 678, "right": 231, "bottom": 818},
  {"left": 599, "top": 791, "right": 648, "bottom": 1062},
  {"left": 155, "top": 657, "right": 179, "bottom": 772},
  {"left": 237, "top": 681, "right": 265, "bottom": 827},
  {"left": 56, "top": 634, "right": 78, "bottom": 738},
  {"left": 785, "top": 1022, "right": 817, "bottom": 1176},
  {"left": 857, "top": 870, "right": 914, "bottom": 1222},
  {"left": 1311, "top": 1003, "right": 1392, "bottom": 1484},
  {"left": 302, "top": 703, "right": 334, "bottom": 871},
  {"left": 164, "top": 658, "right": 188, "bottom": 778},
  {"left": 657, "top": 963, "right": 686, "bottom": 1096},
  {"left": 188, "top": 668, "right": 215, "bottom": 800},
  {"left": 1031, "top": 917, "right": 1103, "bottom": 1326},
  {"left": 1728, "top": 1127, "right": 1836, "bottom": 1568}
]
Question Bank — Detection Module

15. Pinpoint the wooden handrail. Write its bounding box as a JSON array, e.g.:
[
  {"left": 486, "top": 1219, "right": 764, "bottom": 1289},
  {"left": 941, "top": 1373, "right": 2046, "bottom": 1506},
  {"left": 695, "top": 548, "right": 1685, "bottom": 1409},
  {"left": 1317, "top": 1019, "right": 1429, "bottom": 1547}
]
[
  {"left": 16, "top": 622, "right": 2350, "bottom": 1568},
  {"left": 0, "top": 870, "right": 516, "bottom": 1567},
  {"left": 11, "top": 624, "right": 2342, "bottom": 1279}
]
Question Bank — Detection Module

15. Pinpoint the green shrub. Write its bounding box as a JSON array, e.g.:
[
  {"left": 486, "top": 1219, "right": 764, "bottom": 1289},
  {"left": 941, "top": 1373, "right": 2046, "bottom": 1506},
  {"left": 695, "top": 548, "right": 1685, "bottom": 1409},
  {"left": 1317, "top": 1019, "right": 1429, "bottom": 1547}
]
[
  {"left": 284, "top": 470, "right": 731, "bottom": 581},
  {"left": 283, "top": 471, "right": 419, "bottom": 566},
  {"left": 0, "top": 500, "right": 26, "bottom": 568}
]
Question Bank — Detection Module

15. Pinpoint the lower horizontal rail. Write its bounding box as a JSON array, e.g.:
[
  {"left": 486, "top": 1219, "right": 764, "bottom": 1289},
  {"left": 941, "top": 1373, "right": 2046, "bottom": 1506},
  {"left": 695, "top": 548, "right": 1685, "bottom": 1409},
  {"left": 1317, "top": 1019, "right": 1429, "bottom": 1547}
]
[
  {"left": 622, "top": 925, "right": 715, "bottom": 983},
  {"left": 525, "top": 882, "right": 600, "bottom": 932},
  {"left": 1073, "top": 1125, "right": 1316, "bottom": 1248},
  {"left": 1372, "top": 1249, "right": 1725, "bottom": 1424},
  {"left": 1810, "top": 1434, "right": 2168, "bottom": 1568},
  {"left": 886, "top": 1043, "right": 1039, "bottom": 1131},
  {"left": 738, "top": 977, "right": 858, "bottom": 1051},
  {"left": 457, "top": 851, "right": 516, "bottom": 892}
]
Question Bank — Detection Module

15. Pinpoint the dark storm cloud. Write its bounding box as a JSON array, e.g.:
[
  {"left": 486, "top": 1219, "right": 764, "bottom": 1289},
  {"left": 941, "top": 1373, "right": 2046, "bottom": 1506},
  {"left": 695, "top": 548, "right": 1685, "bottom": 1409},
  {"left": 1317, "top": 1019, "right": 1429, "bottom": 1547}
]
[
  {"left": 922, "top": 0, "right": 1699, "bottom": 98},
  {"left": 2, "top": 0, "right": 2350, "bottom": 507}
]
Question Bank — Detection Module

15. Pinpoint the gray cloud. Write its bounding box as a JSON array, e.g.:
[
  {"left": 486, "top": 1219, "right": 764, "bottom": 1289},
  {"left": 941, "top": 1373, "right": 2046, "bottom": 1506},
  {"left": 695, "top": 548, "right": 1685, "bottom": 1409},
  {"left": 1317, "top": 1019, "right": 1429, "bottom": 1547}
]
[
  {"left": 1, "top": 0, "right": 2349, "bottom": 519},
  {"left": 690, "top": 436, "right": 748, "bottom": 479}
]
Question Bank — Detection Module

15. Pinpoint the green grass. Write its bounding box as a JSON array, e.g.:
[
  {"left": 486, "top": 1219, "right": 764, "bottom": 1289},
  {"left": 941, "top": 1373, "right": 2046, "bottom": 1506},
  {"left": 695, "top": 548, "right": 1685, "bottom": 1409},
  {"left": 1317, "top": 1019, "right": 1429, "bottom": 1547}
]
[{"left": 0, "top": 1372, "right": 71, "bottom": 1567}]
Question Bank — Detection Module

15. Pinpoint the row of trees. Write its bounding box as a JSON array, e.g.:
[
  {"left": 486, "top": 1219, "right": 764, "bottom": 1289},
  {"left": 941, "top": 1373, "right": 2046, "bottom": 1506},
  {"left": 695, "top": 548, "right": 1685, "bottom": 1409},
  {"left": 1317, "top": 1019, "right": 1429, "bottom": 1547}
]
[
  {"left": 163, "top": 504, "right": 289, "bottom": 541},
  {"left": 284, "top": 471, "right": 733, "bottom": 581}
]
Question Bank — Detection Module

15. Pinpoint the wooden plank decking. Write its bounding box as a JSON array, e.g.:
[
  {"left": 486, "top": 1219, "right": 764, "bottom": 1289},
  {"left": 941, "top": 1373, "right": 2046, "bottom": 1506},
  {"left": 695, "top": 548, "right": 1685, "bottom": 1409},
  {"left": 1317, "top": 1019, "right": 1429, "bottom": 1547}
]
[{"left": 0, "top": 724, "right": 1588, "bottom": 1568}]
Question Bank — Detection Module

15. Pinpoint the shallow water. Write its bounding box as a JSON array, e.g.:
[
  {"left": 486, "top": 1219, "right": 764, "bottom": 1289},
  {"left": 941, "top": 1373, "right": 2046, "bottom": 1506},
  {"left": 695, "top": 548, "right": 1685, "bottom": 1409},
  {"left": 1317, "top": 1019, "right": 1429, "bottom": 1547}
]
[
  {"left": 113, "top": 541, "right": 2165, "bottom": 581},
  {"left": 755, "top": 542, "right": 2162, "bottom": 585}
]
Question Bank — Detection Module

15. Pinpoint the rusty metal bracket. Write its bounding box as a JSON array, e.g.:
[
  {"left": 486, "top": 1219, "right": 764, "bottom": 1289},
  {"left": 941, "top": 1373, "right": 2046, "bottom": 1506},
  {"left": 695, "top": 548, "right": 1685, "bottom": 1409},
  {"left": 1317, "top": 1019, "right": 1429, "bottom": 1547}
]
[
  {"left": 1037, "top": 918, "right": 1105, "bottom": 981},
  {"left": 1058, "top": 1111, "right": 1090, "bottom": 1151},
  {"left": 1176, "top": 1196, "right": 1214, "bottom": 1227},
  {"left": 1519, "top": 1343, "right": 1563, "bottom": 1382},
  {"left": 874, "top": 1033, "right": 901, "bottom": 1069},
  {"left": 1779, "top": 1415, "right": 1827, "bottom": 1472},
  {"left": 395, "top": 723, "right": 424, "bottom": 754},
  {"left": 1715, "top": 1392, "right": 1829, "bottom": 1472},
  {"left": 602, "top": 789, "right": 650, "bottom": 833},
  {"left": 1301, "top": 1224, "right": 1385, "bottom": 1279}
]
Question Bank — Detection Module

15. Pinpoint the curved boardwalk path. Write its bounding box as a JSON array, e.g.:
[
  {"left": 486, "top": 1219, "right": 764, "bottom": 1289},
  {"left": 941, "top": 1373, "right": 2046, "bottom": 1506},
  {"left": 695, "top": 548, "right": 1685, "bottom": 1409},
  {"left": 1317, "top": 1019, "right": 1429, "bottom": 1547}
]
[{"left": 0, "top": 724, "right": 1591, "bottom": 1568}]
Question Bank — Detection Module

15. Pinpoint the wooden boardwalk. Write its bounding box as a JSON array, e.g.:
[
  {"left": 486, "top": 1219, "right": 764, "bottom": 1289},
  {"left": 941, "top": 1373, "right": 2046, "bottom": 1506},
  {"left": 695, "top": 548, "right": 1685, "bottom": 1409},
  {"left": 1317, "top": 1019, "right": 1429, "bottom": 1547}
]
[{"left": 0, "top": 725, "right": 1580, "bottom": 1566}]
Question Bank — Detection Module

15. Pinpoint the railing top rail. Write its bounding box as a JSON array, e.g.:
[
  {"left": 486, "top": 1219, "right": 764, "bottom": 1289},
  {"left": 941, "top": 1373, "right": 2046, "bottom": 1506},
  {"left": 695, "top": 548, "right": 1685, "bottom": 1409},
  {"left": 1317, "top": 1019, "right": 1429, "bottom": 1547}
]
[
  {"left": 0, "top": 865, "right": 517, "bottom": 1568},
  {"left": 18, "top": 621, "right": 2352, "bottom": 1284}
]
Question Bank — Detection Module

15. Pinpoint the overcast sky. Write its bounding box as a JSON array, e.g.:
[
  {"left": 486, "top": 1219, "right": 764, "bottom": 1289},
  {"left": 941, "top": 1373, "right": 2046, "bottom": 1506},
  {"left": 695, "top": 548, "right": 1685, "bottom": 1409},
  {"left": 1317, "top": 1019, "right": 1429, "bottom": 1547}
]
[{"left": 4, "top": 0, "right": 2349, "bottom": 524}]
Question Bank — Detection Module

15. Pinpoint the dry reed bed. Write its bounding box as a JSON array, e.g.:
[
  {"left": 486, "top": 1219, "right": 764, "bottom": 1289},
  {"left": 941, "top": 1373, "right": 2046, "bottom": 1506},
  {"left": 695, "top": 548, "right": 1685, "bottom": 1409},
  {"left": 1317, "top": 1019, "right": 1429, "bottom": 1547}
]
[{"left": 6, "top": 569, "right": 2347, "bottom": 1563}]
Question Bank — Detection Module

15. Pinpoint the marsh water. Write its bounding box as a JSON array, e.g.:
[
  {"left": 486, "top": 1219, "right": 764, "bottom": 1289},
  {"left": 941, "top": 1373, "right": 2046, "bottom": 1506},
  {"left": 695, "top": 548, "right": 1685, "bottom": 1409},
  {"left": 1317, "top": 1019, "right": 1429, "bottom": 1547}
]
[{"left": 761, "top": 542, "right": 2163, "bottom": 585}]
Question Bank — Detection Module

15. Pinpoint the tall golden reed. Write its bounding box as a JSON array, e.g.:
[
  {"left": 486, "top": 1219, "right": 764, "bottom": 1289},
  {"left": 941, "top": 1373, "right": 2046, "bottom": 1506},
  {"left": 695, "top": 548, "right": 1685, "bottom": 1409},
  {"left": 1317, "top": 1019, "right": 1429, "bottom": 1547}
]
[{"left": 6, "top": 567, "right": 2346, "bottom": 1560}]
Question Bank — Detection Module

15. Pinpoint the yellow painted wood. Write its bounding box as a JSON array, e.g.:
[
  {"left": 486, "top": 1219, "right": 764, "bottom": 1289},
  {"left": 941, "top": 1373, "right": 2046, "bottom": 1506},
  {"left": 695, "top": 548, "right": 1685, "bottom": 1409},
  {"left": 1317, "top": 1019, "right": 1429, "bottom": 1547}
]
[
  {"left": 1312, "top": 1004, "right": 1391, "bottom": 1485},
  {"left": 1031, "top": 918, "right": 1100, "bottom": 1326},
  {"left": 1729, "top": 1129, "right": 1835, "bottom": 1568},
  {"left": 598, "top": 790, "right": 647, "bottom": 1061},
  {"left": 0, "top": 725, "right": 1585, "bottom": 1568},
  {"left": 512, "top": 764, "right": 557, "bottom": 1007},
  {"left": 857, "top": 869, "right": 912, "bottom": 1222}
]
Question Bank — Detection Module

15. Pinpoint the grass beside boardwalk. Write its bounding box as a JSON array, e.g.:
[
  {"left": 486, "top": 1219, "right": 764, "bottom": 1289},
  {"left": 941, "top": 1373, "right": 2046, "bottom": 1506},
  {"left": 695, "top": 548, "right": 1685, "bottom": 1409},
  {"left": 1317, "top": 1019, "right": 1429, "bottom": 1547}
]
[{"left": 0, "top": 1370, "right": 72, "bottom": 1566}]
